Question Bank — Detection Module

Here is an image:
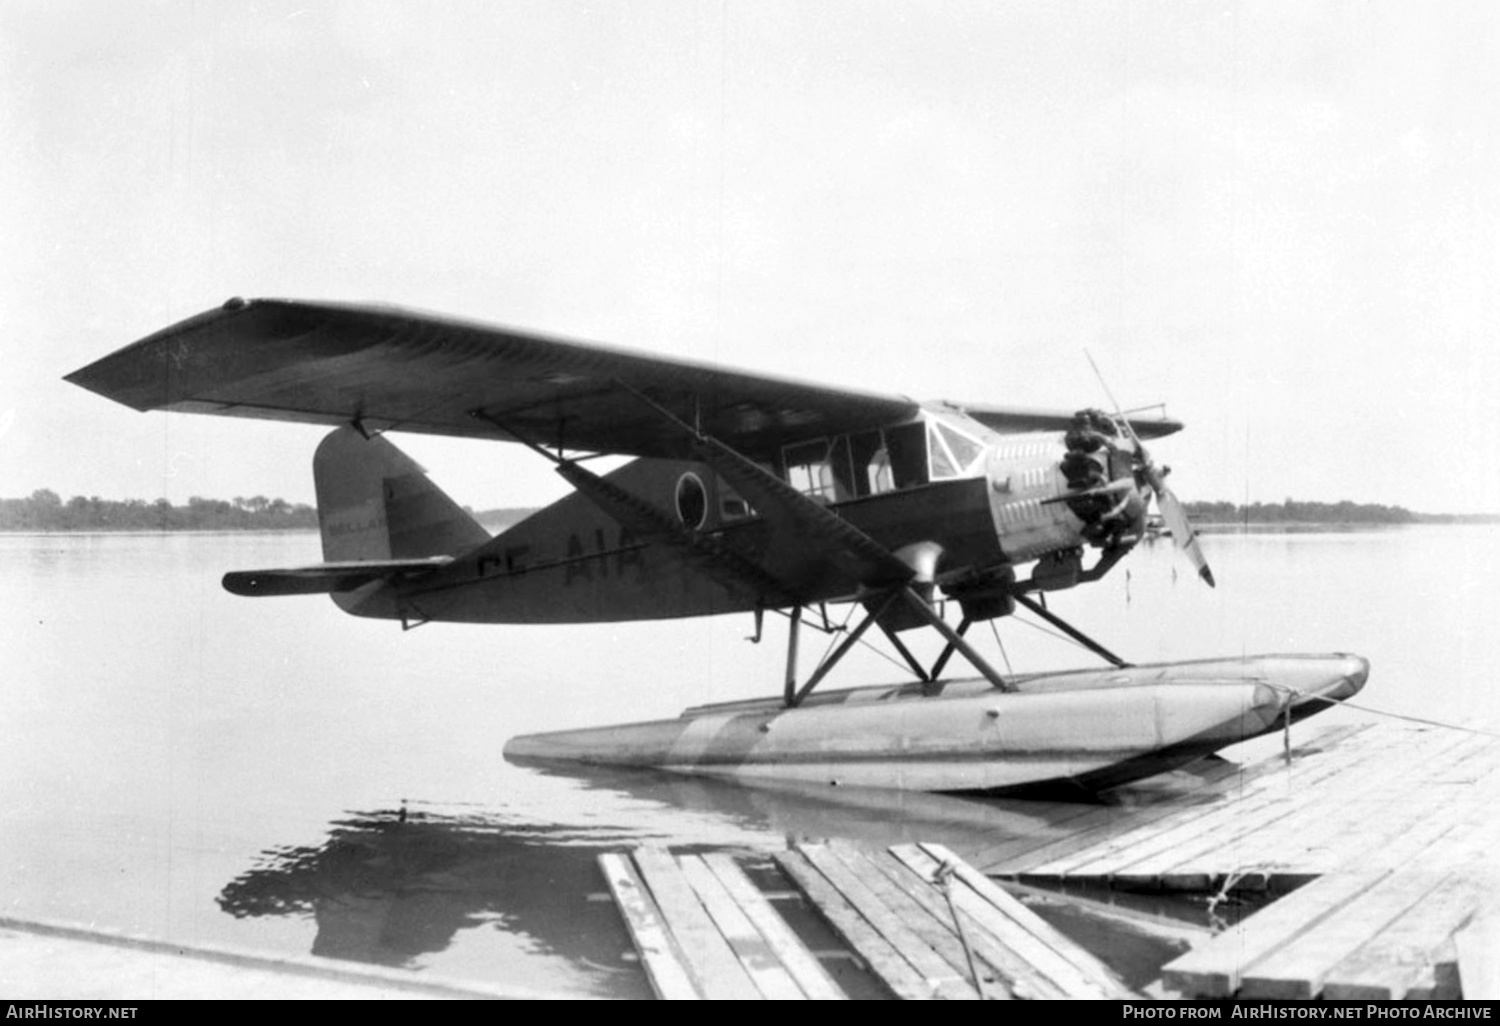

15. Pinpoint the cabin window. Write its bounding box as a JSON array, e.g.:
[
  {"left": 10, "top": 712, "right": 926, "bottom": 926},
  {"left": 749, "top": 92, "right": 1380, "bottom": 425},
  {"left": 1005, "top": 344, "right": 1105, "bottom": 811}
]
[
  {"left": 929, "top": 420, "right": 986, "bottom": 479},
  {"left": 719, "top": 482, "right": 753, "bottom": 520},
  {"left": 783, "top": 439, "right": 845, "bottom": 502},
  {"left": 884, "top": 422, "right": 929, "bottom": 490},
  {"left": 848, "top": 431, "right": 884, "bottom": 496},
  {"left": 843, "top": 424, "right": 929, "bottom": 495},
  {"left": 787, "top": 424, "right": 938, "bottom": 500}
]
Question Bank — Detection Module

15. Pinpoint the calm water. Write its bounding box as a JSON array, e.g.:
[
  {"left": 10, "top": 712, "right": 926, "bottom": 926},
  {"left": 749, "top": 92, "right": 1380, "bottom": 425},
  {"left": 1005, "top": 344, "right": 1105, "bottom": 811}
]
[{"left": 2, "top": 525, "right": 1497, "bottom": 995}]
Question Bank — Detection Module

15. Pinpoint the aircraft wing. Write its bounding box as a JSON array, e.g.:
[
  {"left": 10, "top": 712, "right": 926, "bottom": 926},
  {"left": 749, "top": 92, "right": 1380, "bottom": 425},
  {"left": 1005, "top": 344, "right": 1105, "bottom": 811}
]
[
  {"left": 65, "top": 298, "right": 920, "bottom": 460},
  {"left": 950, "top": 402, "right": 1183, "bottom": 440}
]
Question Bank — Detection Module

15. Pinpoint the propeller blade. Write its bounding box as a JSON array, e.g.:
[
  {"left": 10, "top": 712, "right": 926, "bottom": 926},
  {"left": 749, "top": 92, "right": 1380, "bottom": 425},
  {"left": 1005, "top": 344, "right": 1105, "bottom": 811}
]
[
  {"left": 1157, "top": 486, "right": 1216, "bottom": 587},
  {"left": 1084, "top": 350, "right": 1215, "bottom": 587}
]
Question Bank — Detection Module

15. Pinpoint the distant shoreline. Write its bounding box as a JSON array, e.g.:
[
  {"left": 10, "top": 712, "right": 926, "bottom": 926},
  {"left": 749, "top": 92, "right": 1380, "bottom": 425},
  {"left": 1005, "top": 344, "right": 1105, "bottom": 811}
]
[
  {"left": 1193, "top": 520, "right": 1499, "bottom": 534},
  {"left": 4, "top": 490, "right": 1496, "bottom": 535},
  {"left": 6, "top": 520, "right": 1495, "bottom": 538}
]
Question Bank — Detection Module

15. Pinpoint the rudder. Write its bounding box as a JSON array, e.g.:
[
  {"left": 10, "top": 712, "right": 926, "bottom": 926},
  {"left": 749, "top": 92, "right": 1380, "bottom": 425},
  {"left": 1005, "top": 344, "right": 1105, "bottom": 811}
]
[{"left": 313, "top": 427, "right": 489, "bottom": 562}]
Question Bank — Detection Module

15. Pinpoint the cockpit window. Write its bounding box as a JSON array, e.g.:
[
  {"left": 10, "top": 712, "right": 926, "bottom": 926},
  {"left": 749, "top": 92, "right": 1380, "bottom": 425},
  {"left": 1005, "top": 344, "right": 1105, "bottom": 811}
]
[
  {"left": 929, "top": 420, "right": 986, "bottom": 479},
  {"left": 930, "top": 430, "right": 959, "bottom": 479}
]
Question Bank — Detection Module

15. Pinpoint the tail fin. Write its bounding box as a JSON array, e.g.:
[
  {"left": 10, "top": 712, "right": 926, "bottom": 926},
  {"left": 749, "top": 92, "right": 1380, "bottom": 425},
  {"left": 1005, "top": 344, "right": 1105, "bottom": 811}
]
[{"left": 313, "top": 427, "right": 489, "bottom": 562}]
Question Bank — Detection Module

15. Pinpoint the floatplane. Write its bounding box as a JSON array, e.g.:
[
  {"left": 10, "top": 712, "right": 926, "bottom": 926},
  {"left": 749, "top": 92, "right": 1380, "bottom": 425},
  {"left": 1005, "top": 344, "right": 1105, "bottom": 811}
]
[{"left": 67, "top": 299, "right": 1367, "bottom": 793}]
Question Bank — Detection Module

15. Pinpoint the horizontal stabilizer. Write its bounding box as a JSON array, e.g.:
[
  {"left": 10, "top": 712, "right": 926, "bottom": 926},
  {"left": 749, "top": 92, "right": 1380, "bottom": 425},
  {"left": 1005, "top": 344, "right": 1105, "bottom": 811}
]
[{"left": 223, "top": 557, "right": 452, "bottom": 597}]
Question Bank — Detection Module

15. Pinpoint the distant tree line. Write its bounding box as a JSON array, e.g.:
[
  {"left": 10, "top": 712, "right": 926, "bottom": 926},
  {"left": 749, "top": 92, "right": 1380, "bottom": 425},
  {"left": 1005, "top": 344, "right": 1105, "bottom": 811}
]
[
  {"left": 0, "top": 490, "right": 318, "bottom": 532},
  {"left": 1181, "top": 499, "right": 1487, "bottom": 525}
]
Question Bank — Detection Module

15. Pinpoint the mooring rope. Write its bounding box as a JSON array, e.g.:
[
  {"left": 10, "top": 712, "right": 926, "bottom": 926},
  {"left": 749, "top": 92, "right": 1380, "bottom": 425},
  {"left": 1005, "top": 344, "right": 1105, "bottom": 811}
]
[{"left": 1266, "top": 684, "right": 1500, "bottom": 740}]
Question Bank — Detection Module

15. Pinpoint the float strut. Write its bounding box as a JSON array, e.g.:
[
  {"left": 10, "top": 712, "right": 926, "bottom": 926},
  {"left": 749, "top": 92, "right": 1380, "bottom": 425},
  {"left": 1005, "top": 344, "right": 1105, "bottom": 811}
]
[
  {"left": 878, "top": 623, "right": 931, "bottom": 683},
  {"left": 1012, "top": 593, "right": 1132, "bottom": 668},
  {"left": 897, "top": 588, "right": 1014, "bottom": 692},
  {"left": 783, "top": 608, "right": 802, "bottom": 707},
  {"left": 927, "top": 618, "right": 973, "bottom": 682},
  {"left": 787, "top": 591, "right": 901, "bottom": 707}
]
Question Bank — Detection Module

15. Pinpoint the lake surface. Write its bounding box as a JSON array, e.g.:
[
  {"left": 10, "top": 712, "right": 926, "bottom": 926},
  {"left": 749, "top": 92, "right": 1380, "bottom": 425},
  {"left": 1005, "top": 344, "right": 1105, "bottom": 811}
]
[{"left": 3, "top": 525, "right": 1497, "bottom": 996}]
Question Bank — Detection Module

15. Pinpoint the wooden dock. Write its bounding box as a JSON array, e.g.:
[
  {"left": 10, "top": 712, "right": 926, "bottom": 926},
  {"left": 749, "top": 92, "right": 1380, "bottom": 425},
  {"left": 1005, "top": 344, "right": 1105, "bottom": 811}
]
[
  {"left": 601, "top": 722, "right": 1496, "bottom": 1000},
  {"left": 600, "top": 841, "right": 1132, "bottom": 999},
  {"left": 967, "top": 721, "right": 1500, "bottom": 1000}
]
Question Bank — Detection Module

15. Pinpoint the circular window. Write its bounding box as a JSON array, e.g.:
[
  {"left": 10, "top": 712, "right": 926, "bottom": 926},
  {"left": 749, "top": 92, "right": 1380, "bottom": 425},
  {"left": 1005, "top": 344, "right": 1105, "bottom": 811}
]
[{"left": 675, "top": 473, "right": 707, "bottom": 529}]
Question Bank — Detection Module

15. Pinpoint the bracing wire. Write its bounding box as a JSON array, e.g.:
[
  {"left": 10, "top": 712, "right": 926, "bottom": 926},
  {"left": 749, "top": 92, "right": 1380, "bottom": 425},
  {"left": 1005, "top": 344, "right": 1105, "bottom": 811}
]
[{"left": 989, "top": 619, "right": 1014, "bottom": 675}]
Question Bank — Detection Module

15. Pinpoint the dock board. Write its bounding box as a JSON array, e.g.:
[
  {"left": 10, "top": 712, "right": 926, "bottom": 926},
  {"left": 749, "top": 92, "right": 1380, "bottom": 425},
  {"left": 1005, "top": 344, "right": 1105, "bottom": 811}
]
[
  {"left": 777, "top": 840, "right": 1134, "bottom": 999},
  {"left": 970, "top": 721, "right": 1499, "bottom": 1000},
  {"left": 600, "top": 847, "right": 845, "bottom": 999},
  {"left": 601, "top": 841, "right": 1133, "bottom": 999}
]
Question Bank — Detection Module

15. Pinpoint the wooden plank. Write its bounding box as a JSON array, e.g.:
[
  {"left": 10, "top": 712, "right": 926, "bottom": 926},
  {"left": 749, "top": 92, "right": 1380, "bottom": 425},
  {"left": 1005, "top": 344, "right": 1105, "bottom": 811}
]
[
  {"left": 676, "top": 855, "right": 806, "bottom": 1000},
  {"left": 979, "top": 740, "right": 1309, "bottom": 875},
  {"left": 1054, "top": 726, "right": 1421, "bottom": 883},
  {"left": 1321, "top": 873, "right": 1485, "bottom": 999},
  {"left": 597, "top": 852, "right": 702, "bottom": 1000},
  {"left": 1226, "top": 732, "right": 1500, "bottom": 875},
  {"left": 1403, "top": 937, "right": 1462, "bottom": 1000},
  {"left": 1135, "top": 730, "right": 1489, "bottom": 887},
  {"left": 970, "top": 762, "right": 1230, "bottom": 872},
  {"left": 968, "top": 728, "right": 1371, "bottom": 877},
  {"left": 773, "top": 849, "right": 935, "bottom": 1000},
  {"left": 798, "top": 843, "right": 978, "bottom": 999},
  {"left": 1238, "top": 869, "right": 1449, "bottom": 999},
  {"left": 890, "top": 843, "right": 1122, "bottom": 999},
  {"left": 1160, "top": 869, "right": 1387, "bottom": 997},
  {"left": 1121, "top": 726, "right": 1482, "bottom": 884},
  {"left": 1166, "top": 812, "right": 1492, "bottom": 998},
  {"left": 830, "top": 842, "right": 1047, "bottom": 999},
  {"left": 700, "top": 853, "right": 846, "bottom": 1000},
  {"left": 1028, "top": 727, "right": 1394, "bottom": 879},
  {"left": 631, "top": 846, "right": 761, "bottom": 1000},
  {"left": 820, "top": 841, "right": 1012, "bottom": 999},
  {"left": 1002, "top": 879, "right": 1214, "bottom": 948},
  {"left": 918, "top": 842, "right": 1135, "bottom": 998},
  {"left": 1455, "top": 887, "right": 1500, "bottom": 1000}
]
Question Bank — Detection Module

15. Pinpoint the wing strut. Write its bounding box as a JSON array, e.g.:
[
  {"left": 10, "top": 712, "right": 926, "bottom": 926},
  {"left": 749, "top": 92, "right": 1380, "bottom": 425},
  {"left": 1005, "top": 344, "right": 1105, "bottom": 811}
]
[{"left": 471, "top": 409, "right": 800, "bottom": 607}]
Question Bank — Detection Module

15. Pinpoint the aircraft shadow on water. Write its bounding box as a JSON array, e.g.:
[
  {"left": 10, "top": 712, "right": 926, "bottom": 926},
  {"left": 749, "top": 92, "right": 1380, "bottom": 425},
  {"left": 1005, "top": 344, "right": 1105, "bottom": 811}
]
[
  {"left": 216, "top": 809, "right": 650, "bottom": 991},
  {"left": 68, "top": 298, "right": 1369, "bottom": 792}
]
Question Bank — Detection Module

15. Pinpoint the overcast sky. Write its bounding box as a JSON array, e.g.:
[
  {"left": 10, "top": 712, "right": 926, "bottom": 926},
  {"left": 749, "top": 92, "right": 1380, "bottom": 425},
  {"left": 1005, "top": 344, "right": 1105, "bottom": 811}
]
[{"left": 4, "top": 0, "right": 1497, "bottom": 514}]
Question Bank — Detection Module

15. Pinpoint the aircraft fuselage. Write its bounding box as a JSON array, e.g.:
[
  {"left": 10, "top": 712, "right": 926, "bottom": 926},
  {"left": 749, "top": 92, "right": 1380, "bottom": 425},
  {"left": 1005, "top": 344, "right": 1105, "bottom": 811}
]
[{"left": 335, "top": 405, "right": 1143, "bottom": 626}]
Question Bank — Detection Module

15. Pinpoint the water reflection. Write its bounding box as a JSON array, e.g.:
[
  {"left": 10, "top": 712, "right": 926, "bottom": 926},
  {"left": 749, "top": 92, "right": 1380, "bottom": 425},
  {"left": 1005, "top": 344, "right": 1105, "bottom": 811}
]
[
  {"left": 210, "top": 762, "right": 1224, "bottom": 995},
  {"left": 217, "top": 807, "right": 654, "bottom": 996},
  {"left": 512, "top": 757, "right": 1080, "bottom": 852}
]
